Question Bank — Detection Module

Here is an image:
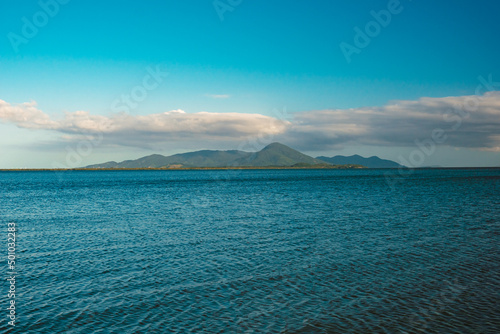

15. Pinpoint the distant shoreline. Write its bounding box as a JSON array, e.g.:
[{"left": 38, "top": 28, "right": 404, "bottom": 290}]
[
  {"left": 0, "top": 166, "right": 364, "bottom": 172},
  {"left": 1, "top": 166, "right": 499, "bottom": 172}
]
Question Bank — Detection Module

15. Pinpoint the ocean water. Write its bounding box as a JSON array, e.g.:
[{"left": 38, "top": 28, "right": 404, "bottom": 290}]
[{"left": 0, "top": 168, "right": 499, "bottom": 333}]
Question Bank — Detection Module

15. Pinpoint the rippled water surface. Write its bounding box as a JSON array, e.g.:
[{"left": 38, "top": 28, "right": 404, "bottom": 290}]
[{"left": 1, "top": 169, "right": 499, "bottom": 333}]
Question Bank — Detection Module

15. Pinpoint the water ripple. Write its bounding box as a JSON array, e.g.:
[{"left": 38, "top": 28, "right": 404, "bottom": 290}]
[{"left": 0, "top": 169, "right": 498, "bottom": 333}]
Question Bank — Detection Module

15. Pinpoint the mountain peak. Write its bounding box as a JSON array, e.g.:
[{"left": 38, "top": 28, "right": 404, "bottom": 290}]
[
  {"left": 262, "top": 142, "right": 289, "bottom": 150},
  {"left": 234, "top": 143, "right": 323, "bottom": 166}
]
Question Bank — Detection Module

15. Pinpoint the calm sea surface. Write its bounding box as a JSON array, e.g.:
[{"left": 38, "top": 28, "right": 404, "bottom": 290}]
[{"left": 1, "top": 169, "right": 499, "bottom": 333}]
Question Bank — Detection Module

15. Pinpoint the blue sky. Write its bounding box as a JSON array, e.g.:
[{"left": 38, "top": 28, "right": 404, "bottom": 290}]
[{"left": 1, "top": 0, "right": 499, "bottom": 168}]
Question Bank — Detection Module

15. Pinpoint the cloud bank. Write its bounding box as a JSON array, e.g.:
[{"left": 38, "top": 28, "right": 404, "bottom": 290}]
[
  {"left": 282, "top": 91, "right": 500, "bottom": 152},
  {"left": 1, "top": 92, "right": 500, "bottom": 152},
  {"left": 0, "top": 99, "right": 288, "bottom": 148}
]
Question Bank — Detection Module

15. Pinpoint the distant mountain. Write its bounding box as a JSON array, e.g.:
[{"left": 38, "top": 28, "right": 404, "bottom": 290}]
[
  {"left": 317, "top": 154, "right": 403, "bottom": 168},
  {"left": 232, "top": 142, "right": 325, "bottom": 167},
  {"left": 86, "top": 143, "right": 335, "bottom": 169},
  {"left": 86, "top": 150, "right": 250, "bottom": 168}
]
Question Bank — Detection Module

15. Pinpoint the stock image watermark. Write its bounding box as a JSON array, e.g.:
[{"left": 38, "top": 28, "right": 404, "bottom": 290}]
[
  {"left": 111, "top": 65, "right": 168, "bottom": 113},
  {"left": 51, "top": 64, "right": 167, "bottom": 174},
  {"left": 236, "top": 106, "right": 290, "bottom": 153},
  {"left": 51, "top": 128, "right": 104, "bottom": 173},
  {"left": 6, "top": 221, "right": 17, "bottom": 327},
  {"left": 339, "top": 0, "right": 406, "bottom": 64},
  {"left": 406, "top": 279, "right": 467, "bottom": 332},
  {"left": 205, "top": 106, "right": 290, "bottom": 183},
  {"left": 213, "top": 0, "right": 243, "bottom": 21},
  {"left": 385, "top": 73, "right": 500, "bottom": 190},
  {"left": 7, "top": 0, "right": 71, "bottom": 53}
]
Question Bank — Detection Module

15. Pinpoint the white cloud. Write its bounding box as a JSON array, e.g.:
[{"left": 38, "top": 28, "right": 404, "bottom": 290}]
[
  {"left": 0, "top": 100, "right": 59, "bottom": 129},
  {"left": 1, "top": 92, "right": 500, "bottom": 152},
  {"left": 206, "top": 94, "right": 230, "bottom": 99}
]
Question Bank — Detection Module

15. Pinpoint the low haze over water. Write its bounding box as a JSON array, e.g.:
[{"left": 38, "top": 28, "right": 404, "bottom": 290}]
[{"left": 1, "top": 169, "right": 499, "bottom": 333}]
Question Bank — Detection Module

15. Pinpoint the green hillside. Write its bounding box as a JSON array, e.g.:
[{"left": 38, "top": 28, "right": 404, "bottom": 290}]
[{"left": 85, "top": 143, "right": 364, "bottom": 169}]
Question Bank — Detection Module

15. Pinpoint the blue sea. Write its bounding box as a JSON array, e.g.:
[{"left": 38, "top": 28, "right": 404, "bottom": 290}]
[{"left": 1, "top": 168, "right": 499, "bottom": 333}]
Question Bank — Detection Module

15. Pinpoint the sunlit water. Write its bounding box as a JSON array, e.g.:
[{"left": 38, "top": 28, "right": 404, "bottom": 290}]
[{"left": 1, "top": 169, "right": 499, "bottom": 333}]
